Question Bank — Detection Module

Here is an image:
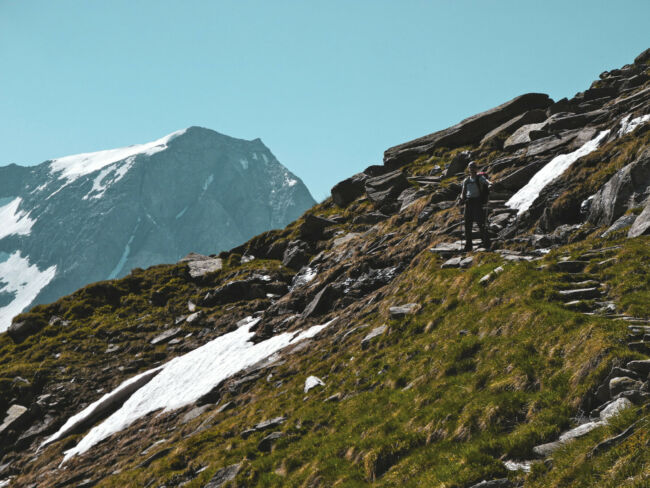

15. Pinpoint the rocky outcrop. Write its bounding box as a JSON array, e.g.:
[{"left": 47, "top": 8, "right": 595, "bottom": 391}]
[
  {"left": 444, "top": 151, "right": 473, "bottom": 176},
  {"left": 365, "top": 170, "right": 410, "bottom": 210},
  {"left": 282, "top": 240, "right": 312, "bottom": 270},
  {"left": 503, "top": 112, "right": 607, "bottom": 152},
  {"left": 389, "top": 303, "right": 419, "bottom": 319},
  {"left": 588, "top": 148, "right": 650, "bottom": 226},
  {"left": 241, "top": 416, "right": 286, "bottom": 439},
  {"left": 0, "top": 405, "right": 28, "bottom": 436},
  {"left": 200, "top": 275, "right": 286, "bottom": 307},
  {"left": 204, "top": 463, "right": 241, "bottom": 488},
  {"left": 7, "top": 314, "right": 47, "bottom": 344},
  {"left": 628, "top": 198, "right": 650, "bottom": 237},
  {"left": 331, "top": 173, "right": 368, "bottom": 207},
  {"left": 493, "top": 159, "right": 548, "bottom": 192},
  {"left": 480, "top": 109, "right": 548, "bottom": 148},
  {"left": 361, "top": 325, "right": 387, "bottom": 349},
  {"left": 302, "top": 285, "right": 340, "bottom": 318},
  {"left": 383, "top": 93, "right": 553, "bottom": 167},
  {"left": 180, "top": 253, "right": 223, "bottom": 278}
]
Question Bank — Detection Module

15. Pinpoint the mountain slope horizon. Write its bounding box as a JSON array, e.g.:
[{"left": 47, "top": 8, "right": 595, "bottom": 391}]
[{"left": 0, "top": 48, "right": 649, "bottom": 488}]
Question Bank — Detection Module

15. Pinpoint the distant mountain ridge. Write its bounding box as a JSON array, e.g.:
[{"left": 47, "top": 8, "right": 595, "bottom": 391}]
[{"left": 0, "top": 127, "right": 315, "bottom": 330}]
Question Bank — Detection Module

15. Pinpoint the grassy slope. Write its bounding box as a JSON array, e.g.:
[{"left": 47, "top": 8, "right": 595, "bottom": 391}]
[
  {"left": 97, "top": 236, "right": 646, "bottom": 488},
  {"left": 13, "top": 233, "right": 644, "bottom": 488}
]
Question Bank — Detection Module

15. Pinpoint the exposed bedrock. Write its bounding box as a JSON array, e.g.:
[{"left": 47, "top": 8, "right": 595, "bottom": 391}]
[
  {"left": 383, "top": 93, "right": 553, "bottom": 168},
  {"left": 588, "top": 147, "right": 650, "bottom": 226}
]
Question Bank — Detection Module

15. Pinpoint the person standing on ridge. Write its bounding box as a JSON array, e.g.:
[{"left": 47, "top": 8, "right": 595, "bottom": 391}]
[{"left": 459, "top": 161, "right": 491, "bottom": 252}]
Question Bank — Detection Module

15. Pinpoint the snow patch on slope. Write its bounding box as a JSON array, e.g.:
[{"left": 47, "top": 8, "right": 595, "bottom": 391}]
[
  {"left": 0, "top": 198, "right": 36, "bottom": 239},
  {"left": 202, "top": 174, "right": 214, "bottom": 192},
  {"left": 49, "top": 129, "right": 187, "bottom": 184},
  {"left": 107, "top": 218, "right": 140, "bottom": 279},
  {"left": 83, "top": 157, "right": 136, "bottom": 200},
  {"left": 0, "top": 252, "right": 57, "bottom": 332},
  {"left": 41, "top": 367, "right": 164, "bottom": 449},
  {"left": 285, "top": 173, "right": 298, "bottom": 187},
  {"left": 618, "top": 114, "right": 650, "bottom": 136},
  {"left": 55, "top": 317, "right": 335, "bottom": 462},
  {"left": 507, "top": 130, "right": 610, "bottom": 215},
  {"left": 175, "top": 207, "right": 188, "bottom": 219}
]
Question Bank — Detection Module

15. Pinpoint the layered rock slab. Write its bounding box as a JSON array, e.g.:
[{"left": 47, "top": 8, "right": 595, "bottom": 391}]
[{"left": 384, "top": 93, "right": 553, "bottom": 167}]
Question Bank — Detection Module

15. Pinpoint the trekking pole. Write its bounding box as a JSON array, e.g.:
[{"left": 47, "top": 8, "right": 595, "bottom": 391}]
[{"left": 457, "top": 196, "right": 463, "bottom": 252}]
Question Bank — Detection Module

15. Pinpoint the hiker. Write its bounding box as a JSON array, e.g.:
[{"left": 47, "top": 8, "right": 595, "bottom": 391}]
[{"left": 459, "top": 161, "right": 491, "bottom": 252}]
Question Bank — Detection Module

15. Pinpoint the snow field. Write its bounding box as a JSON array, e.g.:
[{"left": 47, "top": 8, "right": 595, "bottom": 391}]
[
  {"left": 618, "top": 113, "right": 650, "bottom": 136},
  {"left": 0, "top": 252, "right": 57, "bottom": 332},
  {"left": 51, "top": 317, "right": 336, "bottom": 462},
  {"left": 0, "top": 197, "right": 35, "bottom": 239},
  {"left": 507, "top": 130, "right": 610, "bottom": 214},
  {"left": 49, "top": 129, "right": 188, "bottom": 184},
  {"left": 83, "top": 157, "right": 136, "bottom": 200}
]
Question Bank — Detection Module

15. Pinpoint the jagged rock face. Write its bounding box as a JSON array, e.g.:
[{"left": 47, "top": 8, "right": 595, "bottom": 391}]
[{"left": 0, "top": 127, "right": 315, "bottom": 331}]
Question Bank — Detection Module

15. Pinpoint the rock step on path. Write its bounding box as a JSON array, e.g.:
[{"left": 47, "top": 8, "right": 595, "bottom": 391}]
[
  {"left": 529, "top": 251, "right": 650, "bottom": 466},
  {"left": 554, "top": 260, "right": 589, "bottom": 273},
  {"left": 558, "top": 287, "right": 602, "bottom": 301}
]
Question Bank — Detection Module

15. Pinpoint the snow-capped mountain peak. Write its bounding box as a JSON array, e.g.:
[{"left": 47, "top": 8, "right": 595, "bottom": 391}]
[
  {"left": 0, "top": 127, "right": 315, "bottom": 331},
  {"left": 48, "top": 128, "right": 188, "bottom": 184}
]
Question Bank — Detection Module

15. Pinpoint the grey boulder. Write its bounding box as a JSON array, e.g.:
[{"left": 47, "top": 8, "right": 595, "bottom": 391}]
[
  {"left": 361, "top": 325, "right": 387, "bottom": 349},
  {"left": 0, "top": 405, "right": 28, "bottom": 436},
  {"left": 365, "top": 170, "right": 410, "bottom": 209},
  {"left": 204, "top": 463, "right": 241, "bottom": 488},
  {"left": 444, "top": 150, "right": 473, "bottom": 176},
  {"left": 389, "top": 304, "right": 420, "bottom": 319},
  {"left": 628, "top": 197, "right": 650, "bottom": 237},
  {"left": 609, "top": 376, "right": 643, "bottom": 397},
  {"left": 331, "top": 173, "right": 368, "bottom": 207},
  {"left": 588, "top": 148, "right": 650, "bottom": 226},
  {"left": 180, "top": 253, "right": 223, "bottom": 278},
  {"left": 480, "top": 109, "right": 548, "bottom": 148},
  {"left": 468, "top": 479, "right": 513, "bottom": 488},
  {"left": 7, "top": 315, "right": 46, "bottom": 344}
]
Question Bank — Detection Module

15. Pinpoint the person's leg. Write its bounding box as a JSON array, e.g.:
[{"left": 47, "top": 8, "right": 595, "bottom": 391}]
[
  {"left": 477, "top": 205, "right": 491, "bottom": 249},
  {"left": 463, "top": 203, "right": 473, "bottom": 251}
]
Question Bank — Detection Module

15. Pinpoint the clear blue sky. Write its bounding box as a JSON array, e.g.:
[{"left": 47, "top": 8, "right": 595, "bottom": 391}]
[{"left": 1, "top": 1, "right": 648, "bottom": 201}]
